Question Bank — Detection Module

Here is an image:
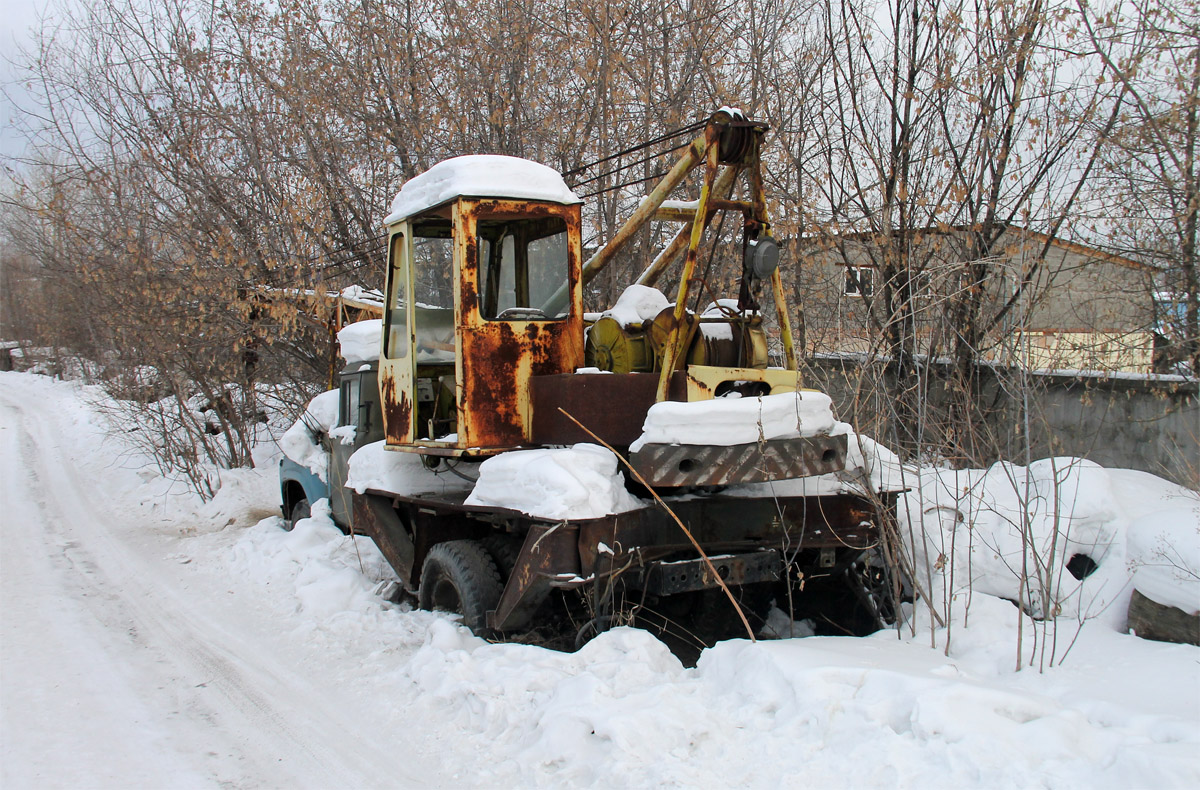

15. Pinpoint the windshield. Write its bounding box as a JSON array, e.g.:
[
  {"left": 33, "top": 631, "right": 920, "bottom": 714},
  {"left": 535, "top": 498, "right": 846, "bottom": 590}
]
[{"left": 477, "top": 216, "right": 569, "bottom": 321}]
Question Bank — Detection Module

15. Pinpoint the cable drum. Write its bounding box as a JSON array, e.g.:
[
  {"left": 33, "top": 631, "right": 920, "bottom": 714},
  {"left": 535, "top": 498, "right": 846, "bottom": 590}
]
[
  {"left": 585, "top": 316, "right": 655, "bottom": 374},
  {"left": 714, "top": 108, "right": 757, "bottom": 164}
]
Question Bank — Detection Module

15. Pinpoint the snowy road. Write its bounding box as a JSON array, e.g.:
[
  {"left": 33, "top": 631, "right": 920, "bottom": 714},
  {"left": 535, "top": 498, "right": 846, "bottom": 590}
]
[
  {"left": 0, "top": 377, "right": 448, "bottom": 788},
  {"left": 2, "top": 371, "right": 1198, "bottom": 789}
]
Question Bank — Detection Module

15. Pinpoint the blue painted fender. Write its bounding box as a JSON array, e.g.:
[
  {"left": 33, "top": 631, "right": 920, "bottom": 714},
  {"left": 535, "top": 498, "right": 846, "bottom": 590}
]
[{"left": 279, "top": 456, "right": 328, "bottom": 518}]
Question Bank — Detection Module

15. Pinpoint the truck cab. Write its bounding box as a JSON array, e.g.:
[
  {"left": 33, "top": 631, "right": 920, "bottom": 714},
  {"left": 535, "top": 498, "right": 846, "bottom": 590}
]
[{"left": 279, "top": 361, "right": 383, "bottom": 529}]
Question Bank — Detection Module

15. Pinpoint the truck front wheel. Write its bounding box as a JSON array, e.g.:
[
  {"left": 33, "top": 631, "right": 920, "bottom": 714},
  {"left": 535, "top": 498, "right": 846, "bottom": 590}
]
[
  {"left": 418, "top": 540, "right": 503, "bottom": 637},
  {"left": 287, "top": 498, "right": 311, "bottom": 531}
]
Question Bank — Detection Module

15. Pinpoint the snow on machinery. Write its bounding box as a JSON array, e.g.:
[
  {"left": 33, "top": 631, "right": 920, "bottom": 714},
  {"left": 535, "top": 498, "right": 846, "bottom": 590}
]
[{"left": 281, "top": 108, "right": 906, "bottom": 649}]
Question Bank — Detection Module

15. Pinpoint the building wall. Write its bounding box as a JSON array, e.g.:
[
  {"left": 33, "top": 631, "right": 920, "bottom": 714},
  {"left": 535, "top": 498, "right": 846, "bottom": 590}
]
[
  {"left": 790, "top": 229, "right": 1158, "bottom": 372},
  {"left": 1021, "top": 240, "right": 1155, "bottom": 333}
]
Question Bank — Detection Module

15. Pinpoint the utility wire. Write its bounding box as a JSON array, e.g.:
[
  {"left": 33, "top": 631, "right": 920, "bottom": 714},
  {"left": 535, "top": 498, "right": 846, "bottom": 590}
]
[
  {"left": 570, "top": 138, "right": 696, "bottom": 188},
  {"left": 579, "top": 170, "right": 671, "bottom": 200},
  {"left": 563, "top": 119, "right": 707, "bottom": 180}
]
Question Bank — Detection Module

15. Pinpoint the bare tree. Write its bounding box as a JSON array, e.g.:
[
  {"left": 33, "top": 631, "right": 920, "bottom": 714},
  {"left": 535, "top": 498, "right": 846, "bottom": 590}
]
[{"left": 1077, "top": 0, "right": 1200, "bottom": 375}]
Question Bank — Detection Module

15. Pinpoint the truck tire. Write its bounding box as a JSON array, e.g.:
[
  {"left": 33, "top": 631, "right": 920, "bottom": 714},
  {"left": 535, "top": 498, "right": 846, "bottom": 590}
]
[
  {"left": 287, "top": 498, "right": 311, "bottom": 531},
  {"left": 418, "top": 540, "right": 504, "bottom": 637},
  {"left": 481, "top": 534, "right": 521, "bottom": 578}
]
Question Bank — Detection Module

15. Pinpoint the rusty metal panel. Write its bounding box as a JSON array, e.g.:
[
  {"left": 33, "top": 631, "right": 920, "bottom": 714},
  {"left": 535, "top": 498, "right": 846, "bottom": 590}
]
[
  {"left": 379, "top": 225, "right": 417, "bottom": 447},
  {"left": 683, "top": 492, "right": 884, "bottom": 549},
  {"left": 379, "top": 369, "right": 413, "bottom": 445},
  {"left": 529, "top": 371, "right": 688, "bottom": 446},
  {"left": 629, "top": 433, "right": 848, "bottom": 488},
  {"left": 595, "top": 492, "right": 884, "bottom": 574},
  {"left": 489, "top": 521, "right": 582, "bottom": 632},
  {"left": 573, "top": 491, "right": 884, "bottom": 577},
  {"left": 457, "top": 200, "right": 585, "bottom": 449},
  {"left": 352, "top": 492, "right": 418, "bottom": 588}
]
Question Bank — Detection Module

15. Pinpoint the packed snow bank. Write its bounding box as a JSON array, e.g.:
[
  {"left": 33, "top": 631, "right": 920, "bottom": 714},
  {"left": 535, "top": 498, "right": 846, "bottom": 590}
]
[
  {"left": 279, "top": 390, "right": 339, "bottom": 481},
  {"left": 197, "top": 466, "right": 283, "bottom": 528},
  {"left": 902, "top": 458, "right": 1199, "bottom": 628},
  {"left": 630, "top": 390, "right": 836, "bottom": 451},
  {"left": 337, "top": 319, "right": 381, "bottom": 366},
  {"left": 345, "top": 440, "right": 473, "bottom": 497},
  {"left": 387, "top": 602, "right": 1199, "bottom": 789},
  {"left": 6, "top": 370, "right": 1200, "bottom": 790},
  {"left": 1127, "top": 503, "right": 1200, "bottom": 614},
  {"left": 465, "top": 443, "right": 643, "bottom": 520},
  {"left": 222, "top": 500, "right": 1200, "bottom": 788},
  {"left": 834, "top": 422, "right": 907, "bottom": 491},
  {"left": 385, "top": 155, "right": 581, "bottom": 223}
]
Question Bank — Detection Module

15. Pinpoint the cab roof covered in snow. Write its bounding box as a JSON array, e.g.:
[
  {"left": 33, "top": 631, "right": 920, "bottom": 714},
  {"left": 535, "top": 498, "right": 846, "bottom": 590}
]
[{"left": 384, "top": 155, "right": 581, "bottom": 224}]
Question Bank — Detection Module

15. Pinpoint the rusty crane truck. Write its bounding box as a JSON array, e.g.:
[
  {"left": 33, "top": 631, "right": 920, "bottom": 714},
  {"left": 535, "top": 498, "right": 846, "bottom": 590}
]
[{"left": 279, "top": 108, "right": 903, "bottom": 649}]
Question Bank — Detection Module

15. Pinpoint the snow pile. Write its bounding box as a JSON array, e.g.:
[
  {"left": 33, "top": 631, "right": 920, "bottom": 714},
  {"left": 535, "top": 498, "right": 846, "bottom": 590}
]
[
  {"left": 217, "top": 507, "right": 1200, "bottom": 787},
  {"left": 631, "top": 390, "right": 836, "bottom": 451},
  {"left": 465, "top": 443, "right": 643, "bottom": 520},
  {"left": 279, "top": 389, "right": 339, "bottom": 481},
  {"left": 658, "top": 199, "right": 699, "bottom": 211},
  {"left": 696, "top": 300, "right": 749, "bottom": 342},
  {"left": 901, "top": 458, "right": 1198, "bottom": 627},
  {"left": 1126, "top": 503, "right": 1200, "bottom": 614},
  {"left": 230, "top": 500, "right": 399, "bottom": 621},
  {"left": 701, "top": 298, "right": 753, "bottom": 318},
  {"left": 834, "top": 422, "right": 908, "bottom": 491},
  {"left": 337, "top": 319, "right": 381, "bottom": 366},
  {"left": 338, "top": 284, "right": 384, "bottom": 305},
  {"left": 697, "top": 323, "right": 733, "bottom": 342},
  {"left": 603, "top": 284, "right": 669, "bottom": 327},
  {"left": 345, "top": 440, "right": 473, "bottom": 497},
  {"left": 197, "top": 466, "right": 283, "bottom": 529},
  {"left": 388, "top": 603, "right": 1198, "bottom": 788},
  {"left": 385, "top": 155, "right": 581, "bottom": 224}
]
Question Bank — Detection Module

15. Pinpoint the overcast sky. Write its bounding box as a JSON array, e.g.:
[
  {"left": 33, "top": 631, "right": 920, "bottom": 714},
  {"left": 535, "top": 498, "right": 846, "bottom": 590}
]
[{"left": 1, "top": 0, "right": 53, "bottom": 162}]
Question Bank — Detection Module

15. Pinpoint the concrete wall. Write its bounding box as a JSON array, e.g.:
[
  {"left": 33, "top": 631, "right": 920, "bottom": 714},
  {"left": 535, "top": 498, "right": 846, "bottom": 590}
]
[
  {"left": 801, "top": 356, "right": 1198, "bottom": 489},
  {"left": 1007, "top": 371, "right": 1198, "bottom": 488}
]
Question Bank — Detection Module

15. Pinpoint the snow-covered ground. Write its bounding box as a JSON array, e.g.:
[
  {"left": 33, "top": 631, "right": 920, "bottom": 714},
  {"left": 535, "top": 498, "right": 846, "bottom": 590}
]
[{"left": 2, "top": 371, "right": 1198, "bottom": 788}]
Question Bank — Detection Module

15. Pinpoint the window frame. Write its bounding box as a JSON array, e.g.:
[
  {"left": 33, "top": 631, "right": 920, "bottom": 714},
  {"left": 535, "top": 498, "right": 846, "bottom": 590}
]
[{"left": 844, "top": 265, "right": 875, "bottom": 298}]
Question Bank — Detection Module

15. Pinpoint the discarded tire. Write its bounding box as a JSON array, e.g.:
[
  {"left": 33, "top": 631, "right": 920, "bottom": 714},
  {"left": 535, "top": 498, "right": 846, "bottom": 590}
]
[{"left": 1128, "top": 589, "right": 1199, "bottom": 646}]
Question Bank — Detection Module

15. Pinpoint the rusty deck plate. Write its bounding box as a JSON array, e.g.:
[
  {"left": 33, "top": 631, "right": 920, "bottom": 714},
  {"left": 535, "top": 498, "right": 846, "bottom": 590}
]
[{"left": 629, "top": 433, "right": 848, "bottom": 487}]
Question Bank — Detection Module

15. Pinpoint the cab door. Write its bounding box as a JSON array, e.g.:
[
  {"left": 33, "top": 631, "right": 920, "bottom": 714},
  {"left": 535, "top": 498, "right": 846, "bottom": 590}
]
[
  {"left": 456, "top": 200, "right": 584, "bottom": 449},
  {"left": 379, "top": 227, "right": 416, "bottom": 445}
]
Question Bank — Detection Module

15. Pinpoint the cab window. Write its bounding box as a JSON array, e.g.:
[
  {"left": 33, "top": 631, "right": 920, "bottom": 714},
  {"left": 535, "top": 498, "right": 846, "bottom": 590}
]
[
  {"left": 478, "top": 216, "right": 568, "bottom": 321},
  {"left": 383, "top": 232, "right": 409, "bottom": 359}
]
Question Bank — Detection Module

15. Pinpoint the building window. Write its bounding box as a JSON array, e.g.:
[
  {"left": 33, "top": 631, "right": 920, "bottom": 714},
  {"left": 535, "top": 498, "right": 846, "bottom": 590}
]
[{"left": 844, "top": 266, "right": 874, "bottom": 297}]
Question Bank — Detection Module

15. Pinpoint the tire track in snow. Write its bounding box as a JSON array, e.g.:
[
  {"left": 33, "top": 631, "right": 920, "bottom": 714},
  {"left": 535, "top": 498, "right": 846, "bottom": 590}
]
[{"left": 0, "top": 378, "right": 441, "bottom": 788}]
